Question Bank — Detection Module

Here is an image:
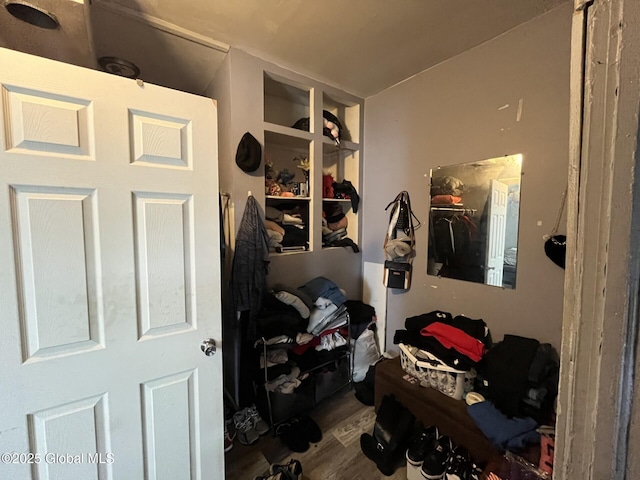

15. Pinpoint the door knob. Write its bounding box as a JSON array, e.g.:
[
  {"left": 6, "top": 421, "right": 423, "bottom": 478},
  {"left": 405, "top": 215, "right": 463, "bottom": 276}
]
[{"left": 201, "top": 338, "right": 216, "bottom": 356}]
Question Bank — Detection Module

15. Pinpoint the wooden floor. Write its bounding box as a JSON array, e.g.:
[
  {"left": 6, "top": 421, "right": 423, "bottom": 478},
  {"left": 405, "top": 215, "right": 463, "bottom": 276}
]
[{"left": 224, "top": 388, "right": 407, "bottom": 480}]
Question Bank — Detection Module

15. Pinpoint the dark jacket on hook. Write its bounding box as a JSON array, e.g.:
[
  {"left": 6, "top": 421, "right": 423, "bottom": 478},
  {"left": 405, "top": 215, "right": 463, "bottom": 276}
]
[{"left": 231, "top": 196, "right": 270, "bottom": 338}]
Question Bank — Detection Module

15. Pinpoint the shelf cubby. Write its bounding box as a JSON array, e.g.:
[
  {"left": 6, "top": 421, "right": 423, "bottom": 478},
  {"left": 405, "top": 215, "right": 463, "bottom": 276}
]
[
  {"left": 323, "top": 93, "right": 361, "bottom": 144},
  {"left": 264, "top": 71, "right": 311, "bottom": 130}
]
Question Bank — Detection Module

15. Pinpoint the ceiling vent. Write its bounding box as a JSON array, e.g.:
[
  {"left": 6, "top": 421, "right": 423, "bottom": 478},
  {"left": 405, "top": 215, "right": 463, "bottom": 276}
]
[{"left": 4, "top": 1, "right": 58, "bottom": 29}]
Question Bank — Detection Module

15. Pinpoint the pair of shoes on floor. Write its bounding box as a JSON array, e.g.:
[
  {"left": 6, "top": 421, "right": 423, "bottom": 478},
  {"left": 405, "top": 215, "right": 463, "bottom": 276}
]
[
  {"left": 420, "top": 435, "right": 453, "bottom": 479},
  {"left": 406, "top": 425, "right": 440, "bottom": 467},
  {"left": 254, "top": 458, "right": 303, "bottom": 480},
  {"left": 406, "top": 426, "right": 480, "bottom": 480},
  {"left": 443, "top": 446, "right": 482, "bottom": 480},
  {"left": 276, "top": 416, "right": 322, "bottom": 453},
  {"left": 233, "top": 405, "right": 270, "bottom": 446}
]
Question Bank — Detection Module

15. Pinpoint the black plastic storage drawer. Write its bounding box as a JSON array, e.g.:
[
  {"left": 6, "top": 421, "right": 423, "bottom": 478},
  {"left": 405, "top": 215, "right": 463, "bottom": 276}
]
[
  {"left": 257, "top": 376, "right": 315, "bottom": 426},
  {"left": 314, "top": 356, "right": 350, "bottom": 403}
]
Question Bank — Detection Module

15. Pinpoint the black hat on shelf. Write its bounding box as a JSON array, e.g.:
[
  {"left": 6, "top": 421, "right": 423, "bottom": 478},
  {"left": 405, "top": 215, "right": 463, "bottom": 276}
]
[{"left": 235, "top": 132, "right": 262, "bottom": 173}]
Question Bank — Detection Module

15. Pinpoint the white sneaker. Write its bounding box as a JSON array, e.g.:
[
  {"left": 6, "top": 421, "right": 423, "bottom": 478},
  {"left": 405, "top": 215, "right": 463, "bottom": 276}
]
[
  {"left": 247, "top": 405, "right": 269, "bottom": 436},
  {"left": 233, "top": 410, "right": 259, "bottom": 446},
  {"left": 224, "top": 422, "right": 234, "bottom": 452}
]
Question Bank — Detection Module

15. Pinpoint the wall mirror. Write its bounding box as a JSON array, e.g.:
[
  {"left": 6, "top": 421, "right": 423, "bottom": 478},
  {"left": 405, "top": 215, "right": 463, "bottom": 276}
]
[{"left": 427, "top": 154, "right": 523, "bottom": 289}]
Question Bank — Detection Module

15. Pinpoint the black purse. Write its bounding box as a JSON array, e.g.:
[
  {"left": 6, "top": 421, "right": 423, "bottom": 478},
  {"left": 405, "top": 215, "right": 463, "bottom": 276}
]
[
  {"left": 544, "top": 187, "right": 567, "bottom": 269},
  {"left": 383, "top": 261, "right": 412, "bottom": 289}
]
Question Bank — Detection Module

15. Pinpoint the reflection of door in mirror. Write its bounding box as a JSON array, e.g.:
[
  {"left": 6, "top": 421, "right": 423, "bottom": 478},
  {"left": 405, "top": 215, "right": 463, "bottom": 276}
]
[
  {"left": 485, "top": 179, "right": 508, "bottom": 286},
  {"left": 427, "top": 154, "right": 522, "bottom": 289}
]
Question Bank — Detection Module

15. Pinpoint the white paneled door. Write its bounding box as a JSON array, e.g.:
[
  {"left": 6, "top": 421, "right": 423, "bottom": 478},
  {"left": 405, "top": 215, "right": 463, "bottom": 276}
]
[
  {"left": 0, "top": 48, "right": 223, "bottom": 480},
  {"left": 485, "top": 179, "right": 508, "bottom": 287}
]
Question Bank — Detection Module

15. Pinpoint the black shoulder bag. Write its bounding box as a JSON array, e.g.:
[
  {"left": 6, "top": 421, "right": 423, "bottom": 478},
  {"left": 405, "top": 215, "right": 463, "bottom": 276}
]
[{"left": 544, "top": 187, "right": 567, "bottom": 269}]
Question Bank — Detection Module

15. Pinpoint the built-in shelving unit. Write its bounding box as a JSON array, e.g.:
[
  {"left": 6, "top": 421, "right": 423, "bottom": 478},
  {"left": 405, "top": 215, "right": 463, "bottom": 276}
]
[{"left": 263, "top": 71, "right": 363, "bottom": 255}]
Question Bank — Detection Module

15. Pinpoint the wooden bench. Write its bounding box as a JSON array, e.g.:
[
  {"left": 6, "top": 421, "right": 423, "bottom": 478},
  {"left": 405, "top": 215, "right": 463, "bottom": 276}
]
[{"left": 374, "top": 356, "right": 499, "bottom": 464}]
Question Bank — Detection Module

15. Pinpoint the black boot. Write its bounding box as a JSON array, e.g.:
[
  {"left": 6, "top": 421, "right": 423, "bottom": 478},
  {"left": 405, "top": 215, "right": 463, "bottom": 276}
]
[{"left": 360, "top": 395, "right": 415, "bottom": 476}]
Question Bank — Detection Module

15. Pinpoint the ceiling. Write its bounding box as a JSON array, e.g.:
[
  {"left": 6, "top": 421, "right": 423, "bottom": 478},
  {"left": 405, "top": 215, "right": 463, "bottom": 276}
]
[{"left": 0, "top": 0, "right": 568, "bottom": 98}]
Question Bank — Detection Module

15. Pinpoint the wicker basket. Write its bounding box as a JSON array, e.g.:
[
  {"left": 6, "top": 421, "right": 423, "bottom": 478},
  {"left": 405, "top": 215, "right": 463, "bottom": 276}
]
[{"left": 398, "top": 343, "right": 476, "bottom": 400}]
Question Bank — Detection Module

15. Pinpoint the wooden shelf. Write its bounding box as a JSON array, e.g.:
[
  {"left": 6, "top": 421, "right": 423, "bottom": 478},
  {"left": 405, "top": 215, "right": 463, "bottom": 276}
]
[
  {"left": 264, "top": 122, "right": 314, "bottom": 142},
  {"left": 269, "top": 249, "right": 311, "bottom": 257},
  {"left": 322, "top": 137, "right": 359, "bottom": 152}
]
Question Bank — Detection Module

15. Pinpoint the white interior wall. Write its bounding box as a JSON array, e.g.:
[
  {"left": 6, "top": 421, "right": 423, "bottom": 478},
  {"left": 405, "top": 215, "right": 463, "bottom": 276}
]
[{"left": 361, "top": 3, "right": 572, "bottom": 351}]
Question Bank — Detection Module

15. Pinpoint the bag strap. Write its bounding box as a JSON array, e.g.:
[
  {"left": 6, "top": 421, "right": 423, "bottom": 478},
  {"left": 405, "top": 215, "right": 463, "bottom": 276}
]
[
  {"left": 549, "top": 186, "right": 568, "bottom": 237},
  {"left": 402, "top": 191, "right": 421, "bottom": 232},
  {"left": 384, "top": 191, "right": 421, "bottom": 232},
  {"left": 383, "top": 191, "right": 420, "bottom": 261}
]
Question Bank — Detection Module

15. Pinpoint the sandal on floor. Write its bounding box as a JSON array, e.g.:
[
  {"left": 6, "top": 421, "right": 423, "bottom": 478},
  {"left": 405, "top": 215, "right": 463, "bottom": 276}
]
[{"left": 269, "top": 458, "right": 303, "bottom": 480}]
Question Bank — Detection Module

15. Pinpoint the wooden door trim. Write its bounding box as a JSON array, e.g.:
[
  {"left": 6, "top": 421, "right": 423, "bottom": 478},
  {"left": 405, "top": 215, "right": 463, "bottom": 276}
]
[{"left": 556, "top": 0, "right": 640, "bottom": 478}]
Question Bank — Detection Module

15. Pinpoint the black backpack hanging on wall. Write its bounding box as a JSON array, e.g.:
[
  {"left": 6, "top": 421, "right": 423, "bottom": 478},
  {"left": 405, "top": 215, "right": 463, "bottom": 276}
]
[{"left": 383, "top": 191, "right": 420, "bottom": 289}]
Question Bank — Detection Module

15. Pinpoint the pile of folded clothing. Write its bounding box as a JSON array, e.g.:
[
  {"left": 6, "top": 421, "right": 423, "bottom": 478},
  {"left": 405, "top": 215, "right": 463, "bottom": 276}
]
[
  {"left": 254, "top": 277, "right": 350, "bottom": 394},
  {"left": 394, "top": 310, "right": 491, "bottom": 371},
  {"left": 474, "top": 335, "right": 560, "bottom": 425},
  {"left": 463, "top": 335, "right": 560, "bottom": 455},
  {"left": 321, "top": 203, "right": 359, "bottom": 252},
  {"left": 264, "top": 205, "right": 308, "bottom": 251},
  {"left": 289, "top": 276, "right": 350, "bottom": 371}
]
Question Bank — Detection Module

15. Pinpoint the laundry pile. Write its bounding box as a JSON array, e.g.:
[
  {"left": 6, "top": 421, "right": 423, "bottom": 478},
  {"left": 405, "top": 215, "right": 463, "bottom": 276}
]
[
  {"left": 394, "top": 310, "right": 490, "bottom": 371},
  {"left": 254, "top": 277, "right": 350, "bottom": 395},
  {"left": 473, "top": 335, "right": 560, "bottom": 425},
  {"left": 264, "top": 205, "right": 308, "bottom": 251},
  {"left": 394, "top": 309, "right": 560, "bottom": 457}
]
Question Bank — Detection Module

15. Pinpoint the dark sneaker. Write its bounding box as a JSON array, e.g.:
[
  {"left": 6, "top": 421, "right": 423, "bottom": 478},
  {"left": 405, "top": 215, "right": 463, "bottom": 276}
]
[
  {"left": 298, "top": 416, "right": 322, "bottom": 443},
  {"left": 420, "top": 435, "right": 452, "bottom": 479},
  {"left": 445, "top": 446, "right": 471, "bottom": 480},
  {"left": 406, "top": 425, "right": 440, "bottom": 466},
  {"left": 467, "top": 461, "right": 482, "bottom": 480},
  {"left": 276, "top": 422, "right": 309, "bottom": 453}
]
